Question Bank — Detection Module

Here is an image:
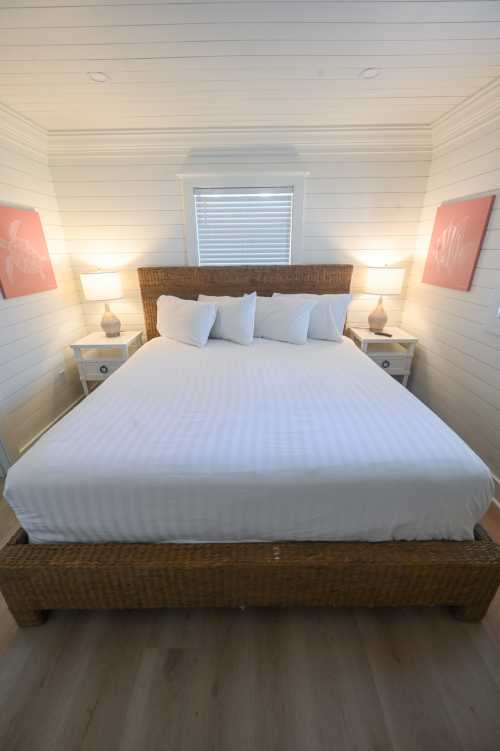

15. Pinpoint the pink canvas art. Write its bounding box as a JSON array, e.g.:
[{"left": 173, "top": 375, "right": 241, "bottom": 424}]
[
  {"left": 422, "top": 195, "right": 495, "bottom": 291},
  {"left": 0, "top": 206, "right": 57, "bottom": 298}
]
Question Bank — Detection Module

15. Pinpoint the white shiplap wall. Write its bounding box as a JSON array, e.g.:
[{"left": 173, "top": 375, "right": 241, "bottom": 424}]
[
  {"left": 0, "top": 104, "right": 86, "bottom": 458},
  {"left": 402, "top": 81, "right": 500, "bottom": 482},
  {"left": 50, "top": 127, "right": 431, "bottom": 333}
]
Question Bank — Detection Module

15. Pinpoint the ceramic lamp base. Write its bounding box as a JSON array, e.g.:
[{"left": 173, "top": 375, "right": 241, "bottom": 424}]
[
  {"left": 101, "top": 303, "right": 121, "bottom": 337},
  {"left": 368, "top": 296, "right": 388, "bottom": 333}
]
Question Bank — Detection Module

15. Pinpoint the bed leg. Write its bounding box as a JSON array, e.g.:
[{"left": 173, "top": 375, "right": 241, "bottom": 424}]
[
  {"left": 451, "top": 601, "right": 490, "bottom": 623},
  {"left": 9, "top": 608, "right": 48, "bottom": 627}
]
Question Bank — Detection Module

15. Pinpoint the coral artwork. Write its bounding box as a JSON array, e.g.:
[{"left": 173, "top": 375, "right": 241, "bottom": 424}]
[
  {"left": 422, "top": 195, "right": 495, "bottom": 291},
  {"left": 0, "top": 206, "right": 57, "bottom": 298}
]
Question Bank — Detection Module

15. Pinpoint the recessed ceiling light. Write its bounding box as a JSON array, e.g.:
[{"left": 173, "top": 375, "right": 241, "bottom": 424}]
[
  {"left": 87, "top": 71, "right": 110, "bottom": 83},
  {"left": 359, "top": 67, "right": 380, "bottom": 80}
]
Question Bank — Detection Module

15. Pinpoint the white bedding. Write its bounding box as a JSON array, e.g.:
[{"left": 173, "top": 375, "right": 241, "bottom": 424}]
[{"left": 5, "top": 336, "right": 493, "bottom": 544}]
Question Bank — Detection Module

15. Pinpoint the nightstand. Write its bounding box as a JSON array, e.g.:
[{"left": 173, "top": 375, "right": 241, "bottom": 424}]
[
  {"left": 71, "top": 331, "right": 142, "bottom": 396},
  {"left": 349, "top": 326, "right": 417, "bottom": 387}
]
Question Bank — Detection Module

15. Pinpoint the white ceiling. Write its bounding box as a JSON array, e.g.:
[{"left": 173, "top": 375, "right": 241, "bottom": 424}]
[{"left": 0, "top": 0, "right": 500, "bottom": 131}]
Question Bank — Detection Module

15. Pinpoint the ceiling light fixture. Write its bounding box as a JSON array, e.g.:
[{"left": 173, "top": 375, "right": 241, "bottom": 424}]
[
  {"left": 359, "top": 67, "right": 380, "bottom": 80},
  {"left": 87, "top": 71, "right": 110, "bottom": 83}
]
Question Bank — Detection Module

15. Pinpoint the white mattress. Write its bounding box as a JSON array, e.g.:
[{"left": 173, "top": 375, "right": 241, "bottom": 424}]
[{"left": 5, "top": 336, "right": 493, "bottom": 544}]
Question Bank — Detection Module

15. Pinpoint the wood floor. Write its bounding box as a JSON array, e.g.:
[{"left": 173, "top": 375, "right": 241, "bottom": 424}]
[{"left": 0, "top": 492, "right": 499, "bottom": 751}]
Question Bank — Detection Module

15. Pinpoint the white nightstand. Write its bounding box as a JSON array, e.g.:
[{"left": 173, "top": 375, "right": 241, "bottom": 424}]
[
  {"left": 71, "top": 331, "right": 142, "bottom": 396},
  {"left": 349, "top": 326, "right": 418, "bottom": 387}
]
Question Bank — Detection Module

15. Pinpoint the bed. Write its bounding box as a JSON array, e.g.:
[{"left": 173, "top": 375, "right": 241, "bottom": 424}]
[{"left": 1, "top": 264, "right": 499, "bottom": 625}]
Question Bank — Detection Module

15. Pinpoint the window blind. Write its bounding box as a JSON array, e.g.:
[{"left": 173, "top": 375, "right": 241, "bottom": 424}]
[{"left": 193, "top": 186, "right": 293, "bottom": 266}]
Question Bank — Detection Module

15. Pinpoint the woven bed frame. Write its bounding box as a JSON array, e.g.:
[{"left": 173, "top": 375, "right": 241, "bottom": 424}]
[{"left": 1, "top": 264, "right": 499, "bottom": 627}]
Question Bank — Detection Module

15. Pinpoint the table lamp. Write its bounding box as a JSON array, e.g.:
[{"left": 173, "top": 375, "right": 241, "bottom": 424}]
[
  {"left": 363, "top": 267, "right": 405, "bottom": 333},
  {"left": 80, "top": 271, "right": 123, "bottom": 337}
]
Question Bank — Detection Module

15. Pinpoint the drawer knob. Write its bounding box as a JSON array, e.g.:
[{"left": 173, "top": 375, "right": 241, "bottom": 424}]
[
  {"left": 382, "top": 359, "right": 390, "bottom": 369},
  {"left": 99, "top": 365, "right": 109, "bottom": 374}
]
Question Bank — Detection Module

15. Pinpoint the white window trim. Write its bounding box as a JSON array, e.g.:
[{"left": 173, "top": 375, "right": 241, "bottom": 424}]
[{"left": 179, "top": 172, "right": 307, "bottom": 266}]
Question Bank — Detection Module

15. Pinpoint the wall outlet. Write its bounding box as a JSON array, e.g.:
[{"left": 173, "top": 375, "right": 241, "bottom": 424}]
[{"left": 56, "top": 369, "right": 66, "bottom": 382}]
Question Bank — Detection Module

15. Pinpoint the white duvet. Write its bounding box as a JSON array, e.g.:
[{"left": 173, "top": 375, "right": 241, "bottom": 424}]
[{"left": 5, "top": 336, "right": 493, "bottom": 543}]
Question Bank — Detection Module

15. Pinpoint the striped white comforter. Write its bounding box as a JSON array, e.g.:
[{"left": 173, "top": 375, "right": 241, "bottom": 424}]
[{"left": 5, "top": 336, "right": 493, "bottom": 543}]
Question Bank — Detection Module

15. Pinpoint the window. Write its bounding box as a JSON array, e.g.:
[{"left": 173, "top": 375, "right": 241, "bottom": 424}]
[
  {"left": 181, "top": 174, "right": 305, "bottom": 266},
  {"left": 194, "top": 187, "right": 293, "bottom": 266}
]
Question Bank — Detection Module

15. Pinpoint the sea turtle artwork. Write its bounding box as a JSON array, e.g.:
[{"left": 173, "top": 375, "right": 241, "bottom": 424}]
[
  {"left": 0, "top": 206, "right": 57, "bottom": 298},
  {"left": 422, "top": 195, "right": 495, "bottom": 291}
]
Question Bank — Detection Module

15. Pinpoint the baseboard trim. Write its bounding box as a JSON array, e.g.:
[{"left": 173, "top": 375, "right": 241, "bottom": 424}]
[{"left": 19, "top": 394, "right": 84, "bottom": 456}]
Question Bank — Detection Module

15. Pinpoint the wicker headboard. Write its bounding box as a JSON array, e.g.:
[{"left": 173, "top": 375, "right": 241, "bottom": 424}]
[{"left": 137, "top": 264, "right": 353, "bottom": 341}]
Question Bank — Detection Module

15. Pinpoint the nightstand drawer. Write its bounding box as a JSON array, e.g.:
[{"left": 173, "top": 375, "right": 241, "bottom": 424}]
[
  {"left": 79, "top": 360, "right": 122, "bottom": 380},
  {"left": 349, "top": 327, "right": 417, "bottom": 388},
  {"left": 370, "top": 353, "right": 412, "bottom": 374},
  {"left": 71, "top": 330, "right": 142, "bottom": 396}
]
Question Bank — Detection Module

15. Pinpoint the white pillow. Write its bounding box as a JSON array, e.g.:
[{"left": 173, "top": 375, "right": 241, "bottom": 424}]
[
  {"left": 156, "top": 295, "right": 217, "bottom": 347},
  {"left": 273, "top": 293, "right": 352, "bottom": 342},
  {"left": 254, "top": 296, "right": 316, "bottom": 345},
  {"left": 198, "top": 292, "right": 256, "bottom": 345}
]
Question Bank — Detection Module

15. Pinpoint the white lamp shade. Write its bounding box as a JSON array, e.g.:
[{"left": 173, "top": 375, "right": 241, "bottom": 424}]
[
  {"left": 363, "top": 267, "right": 405, "bottom": 296},
  {"left": 80, "top": 272, "right": 123, "bottom": 301}
]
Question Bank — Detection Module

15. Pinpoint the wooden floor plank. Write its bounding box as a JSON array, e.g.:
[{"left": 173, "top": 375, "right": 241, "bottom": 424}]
[
  {"left": 303, "top": 608, "right": 394, "bottom": 751},
  {"left": 0, "top": 613, "right": 77, "bottom": 750},
  {"left": 411, "top": 609, "right": 500, "bottom": 751},
  {"left": 356, "top": 607, "right": 467, "bottom": 751},
  {"left": 80, "top": 612, "right": 157, "bottom": 751},
  {"left": 7, "top": 613, "right": 111, "bottom": 751}
]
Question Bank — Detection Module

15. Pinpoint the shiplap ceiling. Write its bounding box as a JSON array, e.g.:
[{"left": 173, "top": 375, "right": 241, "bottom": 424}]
[{"left": 0, "top": 0, "right": 500, "bottom": 131}]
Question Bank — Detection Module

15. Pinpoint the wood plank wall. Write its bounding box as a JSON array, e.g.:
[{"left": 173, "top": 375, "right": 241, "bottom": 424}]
[
  {"left": 403, "top": 86, "right": 500, "bottom": 481},
  {"left": 1, "top": 1, "right": 500, "bottom": 130},
  {"left": 50, "top": 129, "right": 431, "bottom": 333},
  {"left": 0, "top": 105, "right": 86, "bottom": 458}
]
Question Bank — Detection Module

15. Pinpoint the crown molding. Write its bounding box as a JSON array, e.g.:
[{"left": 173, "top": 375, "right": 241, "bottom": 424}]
[
  {"left": 3, "top": 78, "right": 498, "bottom": 164},
  {"left": 432, "top": 78, "right": 500, "bottom": 153},
  {"left": 48, "top": 125, "right": 431, "bottom": 161},
  {"left": 0, "top": 102, "right": 48, "bottom": 161}
]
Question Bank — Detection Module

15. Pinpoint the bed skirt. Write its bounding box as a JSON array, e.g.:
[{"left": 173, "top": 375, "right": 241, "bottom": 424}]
[{"left": 1, "top": 526, "right": 499, "bottom": 626}]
